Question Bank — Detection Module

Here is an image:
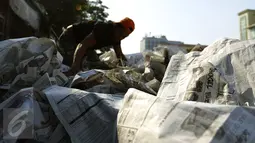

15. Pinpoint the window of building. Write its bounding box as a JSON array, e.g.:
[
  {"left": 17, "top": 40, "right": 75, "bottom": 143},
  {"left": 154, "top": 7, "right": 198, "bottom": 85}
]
[
  {"left": 250, "top": 27, "right": 255, "bottom": 39},
  {"left": 155, "top": 41, "right": 158, "bottom": 47},
  {"left": 146, "top": 40, "right": 150, "bottom": 46},
  {"left": 240, "top": 16, "right": 247, "bottom": 40}
]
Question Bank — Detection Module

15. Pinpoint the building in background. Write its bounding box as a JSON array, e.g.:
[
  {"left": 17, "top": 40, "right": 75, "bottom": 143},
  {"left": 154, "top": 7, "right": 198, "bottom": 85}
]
[
  {"left": 140, "top": 35, "right": 207, "bottom": 52},
  {"left": 238, "top": 9, "right": 255, "bottom": 40},
  {"left": 140, "top": 35, "right": 183, "bottom": 52}
]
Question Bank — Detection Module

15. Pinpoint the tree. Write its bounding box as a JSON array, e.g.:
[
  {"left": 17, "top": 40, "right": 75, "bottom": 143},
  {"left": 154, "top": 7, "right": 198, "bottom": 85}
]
[
  {"left": 38, "top": 0, "right": 77, "bottom": 35},
  {"left": 37, "top": 0, "right": 109, "bottom": 36},
  {"left": 74, "top": 0, "right": 109, "bottom": 22}
]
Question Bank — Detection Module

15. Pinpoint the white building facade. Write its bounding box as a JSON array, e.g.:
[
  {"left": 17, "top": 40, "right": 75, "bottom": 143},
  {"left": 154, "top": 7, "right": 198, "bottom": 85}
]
[
  {"left": 238, "top": 9, "right": 255, "bottom": 40},
  {"left": 140, "top": 35, "right": 207, "bottom": 52},
  {"left": 140, "top": 35, "right": 184, "bottom": 52}
]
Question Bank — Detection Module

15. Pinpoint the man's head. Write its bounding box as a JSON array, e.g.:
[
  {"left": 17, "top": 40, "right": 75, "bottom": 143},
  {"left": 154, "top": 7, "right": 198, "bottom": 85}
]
[{"left": 114, "top": 17, "right": 135, "bottom": 41}]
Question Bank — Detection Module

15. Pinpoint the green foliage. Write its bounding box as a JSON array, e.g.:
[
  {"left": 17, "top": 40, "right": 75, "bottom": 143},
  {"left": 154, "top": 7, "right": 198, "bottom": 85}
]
[
  {"left": 75, "top": 0, "right": 109, "bottom": 22},
  {"left": 36, "top": 0, "right": 109, "bottom": 35}
]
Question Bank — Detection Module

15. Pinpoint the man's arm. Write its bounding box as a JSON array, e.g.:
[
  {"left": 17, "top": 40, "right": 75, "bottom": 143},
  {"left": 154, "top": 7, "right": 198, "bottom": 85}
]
[
  {"left": 71, "top": 32, "right": 96, "bottom": 72},
  {"left": 113, "top": 44, "right": 127, "bottom": 61}
]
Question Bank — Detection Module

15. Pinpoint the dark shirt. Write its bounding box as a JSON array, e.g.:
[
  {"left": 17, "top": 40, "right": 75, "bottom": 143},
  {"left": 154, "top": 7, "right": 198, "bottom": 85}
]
[
  {"left": 72, "top": 21, "right": 120, "bottom": 49},
  {"left": 58, "top": 20, "right": 124, "bottom": 66}
]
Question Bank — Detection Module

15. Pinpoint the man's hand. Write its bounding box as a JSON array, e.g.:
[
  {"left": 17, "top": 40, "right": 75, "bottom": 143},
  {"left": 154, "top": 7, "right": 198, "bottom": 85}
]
[
  {"left": 121, "top": 54, "right": 127, "bottom": 61},
  {"left": 63, "top": 69, "right": 77, "bottom": 76},
  {"left": 113, "top": 44, "right": 127, "bottom": 62},
  {"left": 118, "top": 58, "right": 127, "bottom": 67}
]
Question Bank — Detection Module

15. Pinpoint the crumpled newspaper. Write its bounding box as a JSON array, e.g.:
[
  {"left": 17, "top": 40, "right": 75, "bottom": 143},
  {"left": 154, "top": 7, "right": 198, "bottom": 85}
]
[
  {"left": 105, "top": 68, "right": 157, "bottom": 95},
  {"left": 142, "top": 53, "right": 166, "bottom": 82},
  {"left": 99, "top": 49, "right": 118, "bottom": 64},
  {"left": 143, "top": 51, "right": 165, "bottom": 63},
  {"left": 69, "top": 70, "right": 105, "bottom": 90},
  {"left": 98, "top": 49, "right": 120, "bottom": 68},
  {"left": 0, "top": 87, "right": 66, "bottom": 142},
  {"left": 43, "top": 86, "right": 122, "bottom": 143},
  {"left": 118, "top": 88, "right": 255, "bottom": 143},
  {"left": 145, "top": 78, "right": 161, "bottom": 92},
  {"left": 81, "top": 49, "right": 121, "bottom": 70},
  {"left": 0, "top": 37, "right": 64, "bottom": 101},
  {"left": 158, "top": 38, "right": 255, "bottom": 106},
  {"left": 69, "top": 68, "right": 157, "bottom": 95}
]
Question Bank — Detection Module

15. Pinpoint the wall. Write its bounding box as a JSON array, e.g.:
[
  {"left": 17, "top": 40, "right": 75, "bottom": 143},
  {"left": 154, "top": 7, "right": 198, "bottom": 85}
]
[
  {"left": 247, "top": 11, "right": 255, "bottom": 40},
  {"left": 247, "top": 11, "right": 255, "bottom": 26},
  {"left": 249, "top": 27, "right": 255, "bottom": 39},
  {"left": 239, "top": 13, "right": 249, "bottom": 40},
  {"left": 239, "top": 10, "right": 255, "bottom": 40},
  {"left": 140, "top": 36, "right": 183, "bottom": 52},
  {"left": 140, "top": 40, "right": 146, "bottom": 52},
  {"left": 8, "top": 10, "right": 35, "bottom": 39},
  {"left": 0, "top": 0, "right": 39, "bottom": 40},
  {"left": 0, "top": 0, "right": 10, "bottom": 40},
  {"left": 9, "top": 0, "right": 40, "bottom": 30}
]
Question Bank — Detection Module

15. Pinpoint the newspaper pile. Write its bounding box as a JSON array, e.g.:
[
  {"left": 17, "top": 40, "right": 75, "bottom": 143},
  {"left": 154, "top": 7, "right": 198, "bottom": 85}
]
[
  {"left": 43, "top": 85, "right": 123, "bottom": 143},
  {"left": 158, "top": 38, "right": 255, "bottom": 106},
  {"left": 0, "top": 36, "right": 121, "bottom": 142},
  {"left": 118, "top": 88, "right": 255, "bottom": 143},
  {"left": 2, "top": 36, "right": 255, "bottom": 143},
  {"left": 117, "top": 38, "right": 255, "bottom": 143},
  {"left": 0, "top": 37, "right": 162, "bottom": 142},
  {"left": 104, "top": 68, "right": 157, "bottom": 95},
  {"left": 0, "top": 87, "right": 68, "bottom": 143},
  {"left": 0, "top": 85, "right": 122, "bottom": 143},
  {"left": 0, "top": 37, "right": 67, "bottom": 101},
  {"left": 82, "top": 49, "right": 113, "bottom": 70}
]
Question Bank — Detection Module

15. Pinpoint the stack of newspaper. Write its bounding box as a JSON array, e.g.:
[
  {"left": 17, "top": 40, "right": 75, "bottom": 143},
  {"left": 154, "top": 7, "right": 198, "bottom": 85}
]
[{"left": 1, "top": 37, "right": 255, "bottom": 143}]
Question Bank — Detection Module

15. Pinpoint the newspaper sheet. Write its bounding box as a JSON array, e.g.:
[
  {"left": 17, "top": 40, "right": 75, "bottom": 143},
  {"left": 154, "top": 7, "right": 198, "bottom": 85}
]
[
  {"left": 118, "top": 88, "right": 255, "bottom": 143},
  {"left": 48, "top": 123, "right": 71, "bottom": 143},
  {"left": 117, "top": 69, "right": 157, "bottom": 95},
  {"left": 43, "top": 85, "right": 123, "bottom": 143},
  {"left": 60, "top": 64, "right": 70, "bottom": 73},
  {"left": 0, "top": 37, "right": 63, "bottom": 99},
  {"left": 157, "top": 38, "right": 255, "bottom": 105},
  {"left": 8, "top": 67, "right": 38, "bottom": 96},
  {"left": 0, "top": 88, "right": 56, "bottom": 142},
  {"left": 53, "top": 69, "right": 69, "bottom": 86},
  {"left": 33, "top": 73, "right": 53, "bottom": 91},
  {"left": 69, "top": 70, "right": 104, "bottom": 88}
]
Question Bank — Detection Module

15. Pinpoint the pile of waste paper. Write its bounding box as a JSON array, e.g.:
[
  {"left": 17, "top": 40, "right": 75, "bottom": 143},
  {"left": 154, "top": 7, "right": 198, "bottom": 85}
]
[{"left": 1, "top": 37, "right": 255, "bottom": 143}]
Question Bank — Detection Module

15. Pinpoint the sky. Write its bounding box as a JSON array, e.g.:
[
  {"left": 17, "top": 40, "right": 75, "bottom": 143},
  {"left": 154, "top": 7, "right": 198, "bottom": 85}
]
[{"left": 102, "top": 0, "right": 254, "bottom": 54}]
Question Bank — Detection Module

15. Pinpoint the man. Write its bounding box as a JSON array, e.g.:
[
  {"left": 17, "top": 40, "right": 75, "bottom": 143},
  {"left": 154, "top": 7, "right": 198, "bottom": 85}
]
[{"left": 58, "top": 17, "right": 135, "bottom": 76}]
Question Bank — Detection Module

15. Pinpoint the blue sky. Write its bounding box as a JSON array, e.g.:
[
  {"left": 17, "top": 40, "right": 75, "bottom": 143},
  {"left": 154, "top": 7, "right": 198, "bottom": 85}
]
[{"left": 102, "top": 0, "right": 254, "bottom": 54}]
